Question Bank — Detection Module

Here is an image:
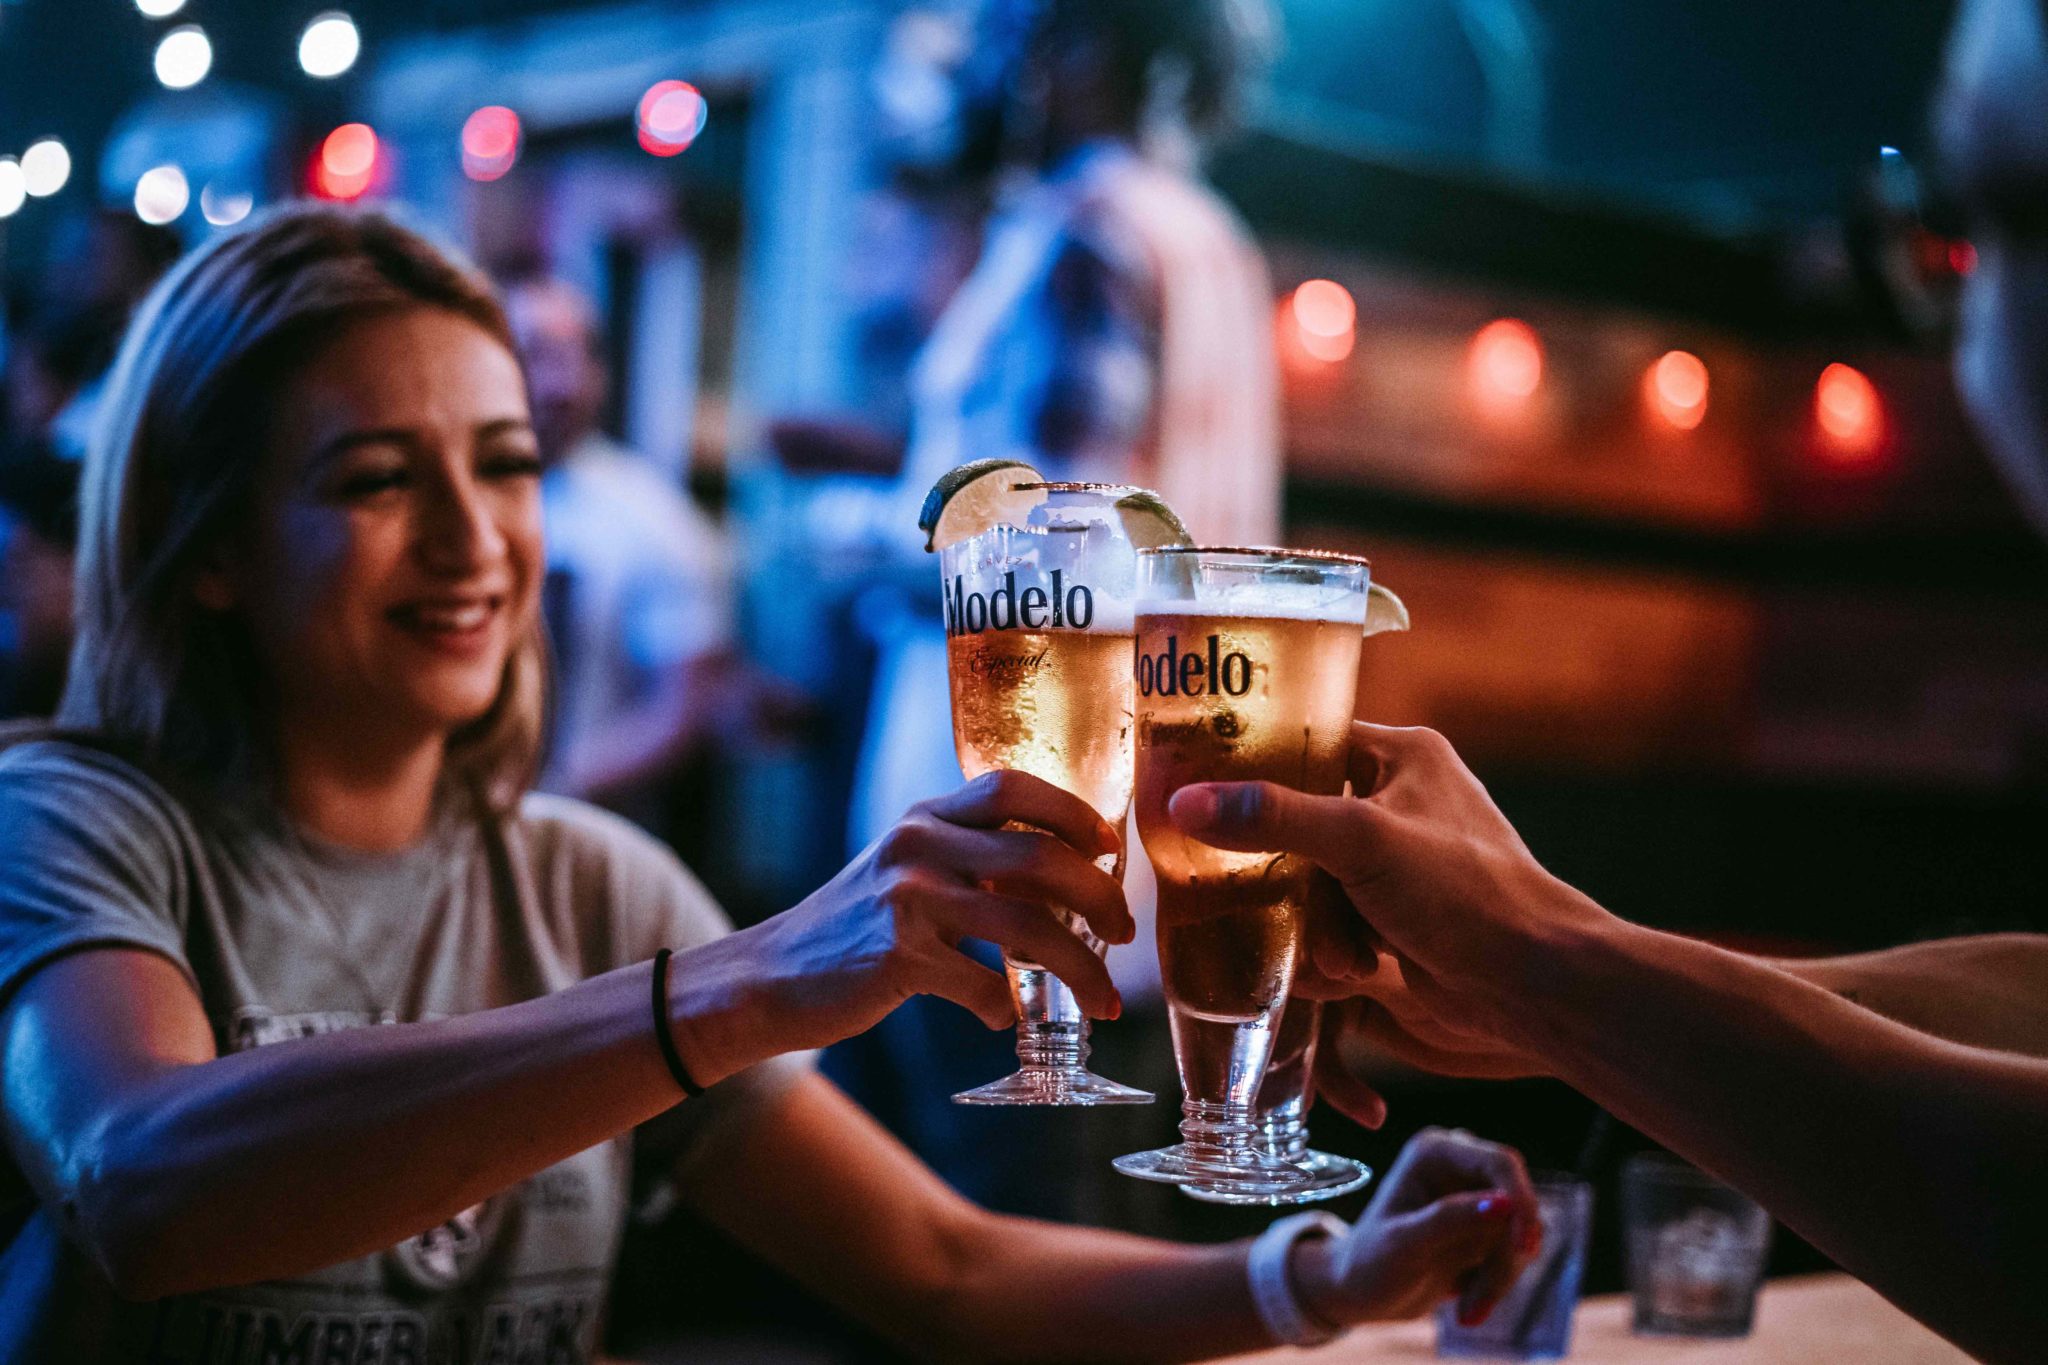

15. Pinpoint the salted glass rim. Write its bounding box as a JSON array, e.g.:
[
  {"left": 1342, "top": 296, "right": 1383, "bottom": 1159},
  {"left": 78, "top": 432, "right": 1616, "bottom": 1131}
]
[
  {"left": 1010, "top": 480, "right": 1142, "bottom": 495},
  {"left": 1136, "top": 544, "right": 1372, "bottom": 570}
]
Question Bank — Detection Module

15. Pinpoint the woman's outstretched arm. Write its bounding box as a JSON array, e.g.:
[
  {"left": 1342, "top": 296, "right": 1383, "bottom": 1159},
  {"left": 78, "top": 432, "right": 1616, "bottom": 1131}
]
[
  {"left": 0, "top": 771, "right": 1134, "bottom": 1298},
  {"left": 680, "top": 1073, "right": 1536, "bottom": 1363},
  {"left": 2, "top": 946, "right": 694, "bottom": 1296}
]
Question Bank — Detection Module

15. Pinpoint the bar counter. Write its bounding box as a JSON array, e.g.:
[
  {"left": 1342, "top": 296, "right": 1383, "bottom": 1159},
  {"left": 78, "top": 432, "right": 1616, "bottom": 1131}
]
[{"left": 1225, "top": 1274, "right": 1970, "bottom": 1364}]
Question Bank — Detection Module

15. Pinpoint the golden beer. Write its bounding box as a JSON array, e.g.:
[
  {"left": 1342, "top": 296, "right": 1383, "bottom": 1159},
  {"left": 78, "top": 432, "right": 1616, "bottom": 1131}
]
[
  {"left": 1116, "top": 546, "right": 1373, "bottom": 1196},
  {"left": 946, "top": 628, "right": 1136, "bottom": 887},
  {"left": 1134, "top": 610, "right": 1362, "bottom": 1024},
  {"left": 936, "top": 480, "right": 1156, "bottom": 1105}
]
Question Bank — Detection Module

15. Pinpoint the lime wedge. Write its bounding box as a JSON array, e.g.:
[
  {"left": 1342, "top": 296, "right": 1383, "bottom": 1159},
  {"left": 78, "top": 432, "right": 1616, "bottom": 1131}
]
[
  {"left": 1363, "top": 582, "right": 1410, "bottom": 637},
  {"left": 1113, "top": 488, "right": 1194, "bottom": 550},
  {"left": 919, "top": 459, "right": 1046, "bottom": 552}
]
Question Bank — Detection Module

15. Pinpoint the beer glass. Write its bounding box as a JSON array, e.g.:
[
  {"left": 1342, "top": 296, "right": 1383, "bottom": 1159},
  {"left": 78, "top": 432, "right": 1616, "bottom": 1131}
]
[
  {"left": 1114, "top": 547, "right": 1369, "bottom": 1196},
  {"left": 1181, "top": 997, "right": 1372, "bottom": 1205},
  {"left": 940, "top": 483, "right": 1154, "bottom": 1105}
]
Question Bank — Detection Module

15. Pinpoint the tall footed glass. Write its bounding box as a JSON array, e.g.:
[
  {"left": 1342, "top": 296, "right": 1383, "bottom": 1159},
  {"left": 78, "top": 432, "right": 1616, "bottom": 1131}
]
[
  {"left": 1182, "top": 997, "right": 1373, "bottom": 1205},
  {"left": 941, "top": 483, "right": 1154, "bottom": 1105},
  {"left": 1114, "top": 548, "right": 1369, "bottom": 1195}
]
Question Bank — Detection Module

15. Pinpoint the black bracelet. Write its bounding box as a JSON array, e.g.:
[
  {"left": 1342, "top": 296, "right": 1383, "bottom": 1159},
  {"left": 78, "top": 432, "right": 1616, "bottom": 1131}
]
[{"left": 651, "top": 948, "right": 704, "bottom": 1097}]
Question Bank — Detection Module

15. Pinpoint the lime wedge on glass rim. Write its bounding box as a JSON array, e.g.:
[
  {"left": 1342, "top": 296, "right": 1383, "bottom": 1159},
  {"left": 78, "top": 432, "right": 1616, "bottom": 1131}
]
[
  {"left": 1364, "top": 582, "right": 1411, "bottom": 638},
  {"left": 1112, "top": 488, "right": 1194, "bottom": 550},
  {"left": 919, "top": 459, "right": 1047, "bottom": 552}
]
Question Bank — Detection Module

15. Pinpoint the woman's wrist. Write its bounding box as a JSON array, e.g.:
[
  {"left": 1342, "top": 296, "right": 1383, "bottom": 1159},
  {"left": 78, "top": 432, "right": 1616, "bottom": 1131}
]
[
  {"left": 1246, "top": 1213, "right": 1350, "bottom": 1346},
  {"left": 1288, "top": 1232, "right": 1356, "bottom": 1328},
  {"left": 659, "top": 930, "right": 772, "bottom": 1089}
]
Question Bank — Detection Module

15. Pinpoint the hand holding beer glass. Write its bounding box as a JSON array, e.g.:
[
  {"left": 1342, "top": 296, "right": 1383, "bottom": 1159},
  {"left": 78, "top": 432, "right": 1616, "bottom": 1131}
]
[
  {"left": 1115, "top": 548, "right": 1372, "bottom": 1196},
  {"left": 925, "top": 464, "right": 1178, "bottom": 1104},
  {"left": 1180, "top": 584, "right": 1407, "bottom": 1203}
]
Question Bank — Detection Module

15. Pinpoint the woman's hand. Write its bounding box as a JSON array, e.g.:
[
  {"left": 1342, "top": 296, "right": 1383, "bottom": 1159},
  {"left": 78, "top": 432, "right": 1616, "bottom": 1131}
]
[
  {"left": 1297, "top": 1127, "right": 1541, "bottom": 1329},
  {"left": 671, "top": 770, "right": 1134, "bottom": 1084}
]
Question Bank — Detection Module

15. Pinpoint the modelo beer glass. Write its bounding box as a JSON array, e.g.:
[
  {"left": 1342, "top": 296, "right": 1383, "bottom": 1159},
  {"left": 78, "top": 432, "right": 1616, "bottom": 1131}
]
[
  {"left": 1182, "top": 997, "right": 1372, "bottom": 1205},
  {"left": 940, "top": 483, "right": 1154, "bottom": 1105},
  {"left": 1114, "top": 547, "right": 1369, "bottom": 1196}
]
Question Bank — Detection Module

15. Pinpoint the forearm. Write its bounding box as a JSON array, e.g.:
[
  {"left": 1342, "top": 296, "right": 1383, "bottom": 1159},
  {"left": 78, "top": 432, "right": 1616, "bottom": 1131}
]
[
  {"left": 919, "top": 1214, "right": 1270, "bottom": 1363},
  {"left": 686, "top": 1077, "right": 1286, "bottom": 1363},
  {"left": 62, "top": 957, "right": 706, "bottom": 1296},
  {"left": 1783, "top": 934, "right": 2048, "bottom": 1056},
  {"left": 1512, "top": 916, "right": 2048, "bottom": 1363}
]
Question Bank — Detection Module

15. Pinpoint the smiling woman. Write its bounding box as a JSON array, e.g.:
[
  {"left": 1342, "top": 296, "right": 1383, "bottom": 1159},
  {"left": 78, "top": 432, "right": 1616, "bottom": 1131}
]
[
  {"left": 0, "top": 204, "right": 1535, "bottom": 1365},
  {"left": 64, "top": 207, "right": 547, "bottom": 819},
  {"left": 204, "top": 309, "right": 546, "bottom": 849}
]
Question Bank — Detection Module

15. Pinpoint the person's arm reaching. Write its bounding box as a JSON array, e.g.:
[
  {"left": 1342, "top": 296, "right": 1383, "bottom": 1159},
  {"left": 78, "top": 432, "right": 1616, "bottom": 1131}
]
[
  {"left": 678, "top": 1072, "right": 1539, "bottom": 1363},
  {"left": 1170, "top": 722, "right": 2048, "bottom": 1365},
  {"left": 0, "top": 771, "right": 1130, "bottom": 1298},
  {"left": 1781, "top": 934, "right": 2048, "bottom": 1056},
  {"left": 1325, "top": 931, "right": 2048, "bottom": 1089},
  {"left": 1316, "top": 928, "right": 2048, "bottom": 1099}
]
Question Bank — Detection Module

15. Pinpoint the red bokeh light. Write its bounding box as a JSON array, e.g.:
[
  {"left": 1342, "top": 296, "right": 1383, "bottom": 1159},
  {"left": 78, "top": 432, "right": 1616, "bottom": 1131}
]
[
  {"left": 1292, "top": 279, "right": 1355, "bottom": 338},
  {"left": 1468, "top": 319, "right": 1543, "bottom": 407},
  {"left": 1645, "top": 349, "right": 1709, "bottom": 431},
  {"left": 312, "top": 123, "right": 378, "bottom": 201},
  {"left": 1949, "top": 240, "right": 1979, "bottom": 276},
  {"left": 462, "top": 106, "right": 521, "bottom": 182},
  {"left": 1814, "top": 362, "right": 1884, "bottom": 462},
  {"left": 636, "top": 80, "right": 706, "bottom": 157},
  {"left": 1287, "top": 280, "right": 1356, "bottom": 363}
]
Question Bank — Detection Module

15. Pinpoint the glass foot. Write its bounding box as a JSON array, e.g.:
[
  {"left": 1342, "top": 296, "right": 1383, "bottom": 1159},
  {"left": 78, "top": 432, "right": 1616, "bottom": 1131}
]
[
  {"left": 952, "top": 1067, "right": 1154, "bottom": 1106},
  {"left": 1181, "top": 1151, "right": 1373, "bottom": 1206},
  {"left": 1113, "top": 1142, "right": 1311, "bottom": 1198}
]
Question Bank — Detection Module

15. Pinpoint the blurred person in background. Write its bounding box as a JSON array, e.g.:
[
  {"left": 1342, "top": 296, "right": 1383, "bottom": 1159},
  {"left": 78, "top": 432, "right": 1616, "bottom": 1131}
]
[
  {"left": 1, "top": 213, "right": 181, "bottom": 467},
  {"left": 0, "top": 215, "right": 179, "bottom": 727},
  {"left": 505, "top": 275, "right": 804, "bottom": 821},
  {"left": 847, "top": 0, "right": 1284, "bottom": 853},
  {"left": 1158, "top": 1, "right": 2048, "bottom": 1357},
  {"left": 0, "top": 452, "right": 79, "bottom": 720},
  {"left": 0, "top": 203, "right": 1536, "bottom": 1364},
  {"left": 813, "top": 0, "right": 1288, "bottom": 1224}
]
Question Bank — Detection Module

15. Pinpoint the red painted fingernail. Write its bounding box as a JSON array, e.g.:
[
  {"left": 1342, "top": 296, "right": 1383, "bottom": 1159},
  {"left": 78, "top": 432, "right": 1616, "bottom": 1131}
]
[{"left": 1476, "top": 1196, "right": 1512, "bottom": 1219}]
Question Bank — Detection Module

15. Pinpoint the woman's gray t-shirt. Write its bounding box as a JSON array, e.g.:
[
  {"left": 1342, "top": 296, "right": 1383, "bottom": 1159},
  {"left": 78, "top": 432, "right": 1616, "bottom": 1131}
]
[{"left": 0, "top": 739, "right": 807, "bottom": 1365}]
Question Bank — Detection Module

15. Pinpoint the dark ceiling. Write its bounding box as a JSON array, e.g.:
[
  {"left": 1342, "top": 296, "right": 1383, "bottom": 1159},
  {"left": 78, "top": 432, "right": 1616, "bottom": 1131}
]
[
  {"left": 0, "top": 0, "right": 1962, "bottom": 258},
  {"left": 1266, "top": 0, "right": 1958, "bottom": 218}
]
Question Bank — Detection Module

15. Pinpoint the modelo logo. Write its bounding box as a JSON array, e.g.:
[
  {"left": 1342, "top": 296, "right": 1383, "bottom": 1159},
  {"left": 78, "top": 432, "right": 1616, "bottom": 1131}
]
[
  {"left": 1137, "top": 634, "right": 1254, "bottom": 698},
  {"left": 944, "top": 571, "right": 1093, "bottom": 636}
]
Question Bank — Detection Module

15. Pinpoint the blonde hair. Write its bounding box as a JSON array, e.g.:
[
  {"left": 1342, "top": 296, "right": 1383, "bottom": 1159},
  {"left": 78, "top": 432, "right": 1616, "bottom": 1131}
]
[{"left": 58, "top": 202, "right": 545, "bottom": 813}]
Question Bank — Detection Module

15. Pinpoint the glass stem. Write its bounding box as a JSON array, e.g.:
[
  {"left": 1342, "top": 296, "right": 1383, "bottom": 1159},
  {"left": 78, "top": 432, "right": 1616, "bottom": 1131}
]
[
  {"left": 1178, "top": 1099, "right": 1262, "bottom": 1166},
  {"left": 1256, "top": 1113, "right": 1312, "bottom": 1161},
  {"left": 1016, "top": 1019, "right": 1091, "bottom": 1073}
]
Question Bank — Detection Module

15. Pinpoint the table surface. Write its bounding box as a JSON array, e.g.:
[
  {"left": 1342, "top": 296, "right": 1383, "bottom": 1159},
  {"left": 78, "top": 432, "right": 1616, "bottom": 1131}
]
[{"left": 1223, "top": 1274, "right": 1971, "bottom": 1364}]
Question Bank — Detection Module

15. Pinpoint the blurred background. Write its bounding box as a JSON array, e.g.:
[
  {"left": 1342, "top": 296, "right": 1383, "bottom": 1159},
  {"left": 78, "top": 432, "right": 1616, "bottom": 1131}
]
[{"left": 5, "top": 1, "right": 2045, "bottom": 1359}]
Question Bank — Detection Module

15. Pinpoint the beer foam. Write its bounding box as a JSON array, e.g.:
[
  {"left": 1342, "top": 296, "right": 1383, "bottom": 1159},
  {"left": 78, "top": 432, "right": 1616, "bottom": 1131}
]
[
  {"left": 1082, "top": 600, "right": 1136, "bottom": 633},
  {"left": 1133, "top": 593, "right": 1369, "bottom": 627}
]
